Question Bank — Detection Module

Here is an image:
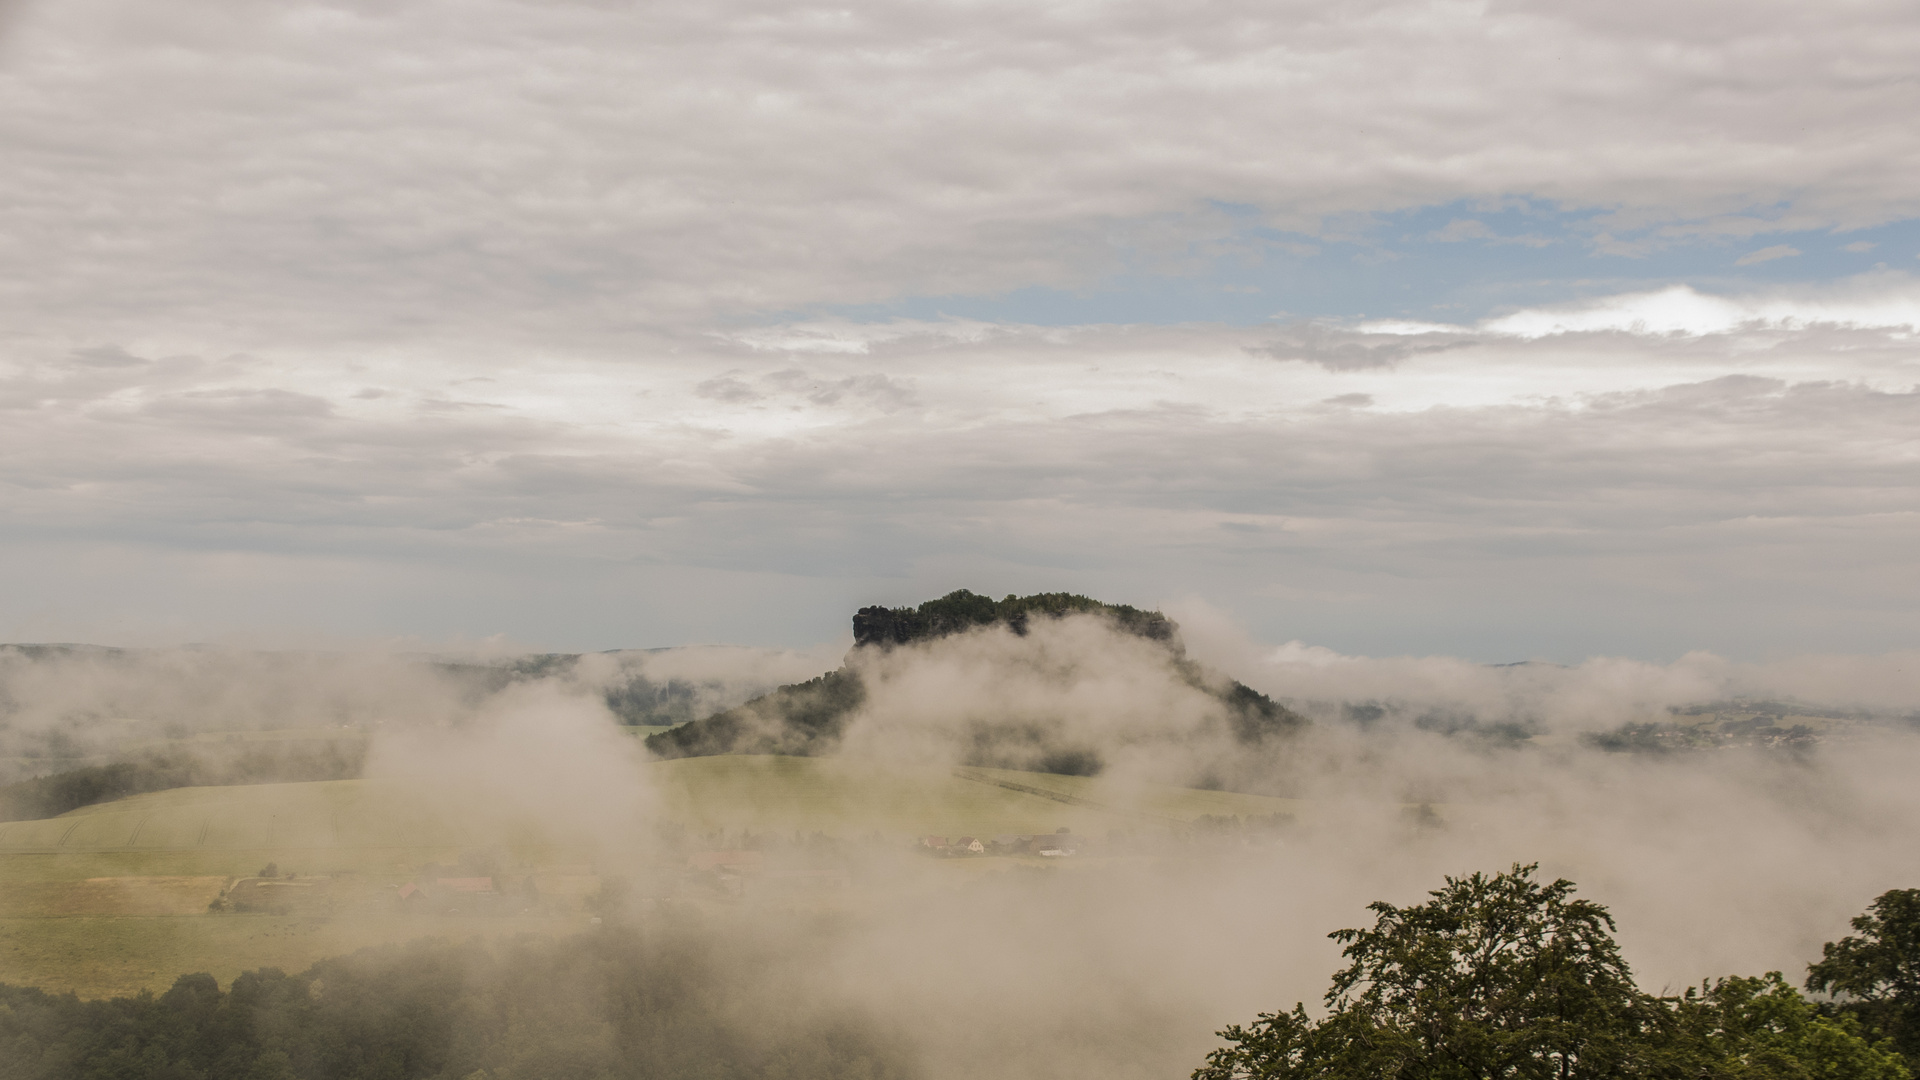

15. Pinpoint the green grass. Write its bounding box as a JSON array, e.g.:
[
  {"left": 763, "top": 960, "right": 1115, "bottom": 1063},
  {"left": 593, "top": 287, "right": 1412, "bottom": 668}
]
[
  {"left": 0, "top": 757, "right": 1304, "bottom": 859},
  {"left": 0, "top": 779, "right": 464, "bottom": 856},
  {"left": 0, "top": 914, "right": 585, "bottom": 999},
  {"left": 0, "top": 756, "right": 1310, "bottom": 998},
  {"left": 648, "top": 755, "right": 1304, "bottom": 836}
]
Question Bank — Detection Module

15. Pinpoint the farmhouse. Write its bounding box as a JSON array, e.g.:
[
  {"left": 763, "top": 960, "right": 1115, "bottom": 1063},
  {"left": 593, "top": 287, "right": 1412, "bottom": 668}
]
[
  {"left": 688, "top": 850, "right": 764, "bottom": 872},
  {"left": 1035, "top": 832, "right": 1077, "bottom": 857}
]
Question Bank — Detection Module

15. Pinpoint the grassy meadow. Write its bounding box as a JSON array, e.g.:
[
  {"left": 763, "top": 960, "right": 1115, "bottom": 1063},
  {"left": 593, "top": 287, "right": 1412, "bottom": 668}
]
[{"left": 0, "top": 754, "right": 1305, "bottom": 997}]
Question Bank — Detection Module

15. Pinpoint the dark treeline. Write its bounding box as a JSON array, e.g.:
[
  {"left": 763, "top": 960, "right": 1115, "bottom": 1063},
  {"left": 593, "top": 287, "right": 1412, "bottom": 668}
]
[
  {"left": 0, "top": 650, "right": 743, "bottom": 818},
  {"left": 647, "top": 590, "right": 1307, "bottom": 767},
  {"left": 430, "top": 654, "right": 729, "bottom": 728},
  {"left": 0, "top": 741, "right": 366, "bottom": 822},
  {"left": 0, "top": 923, "right": 912, "bottom": 1080},
  {"left": 645, "top": 669, "right": 867, "bottom": 760}
]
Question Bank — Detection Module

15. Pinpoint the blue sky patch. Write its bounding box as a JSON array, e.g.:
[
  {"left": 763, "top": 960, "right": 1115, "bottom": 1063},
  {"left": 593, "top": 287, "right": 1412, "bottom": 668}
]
[{"left": 815, "top": 200, "right": 1920, "bottom": 327}]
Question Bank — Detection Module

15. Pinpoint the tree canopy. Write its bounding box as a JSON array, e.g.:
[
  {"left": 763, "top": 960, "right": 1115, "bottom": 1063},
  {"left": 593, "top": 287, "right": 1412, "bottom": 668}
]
[
  {"left": 850, "top": 589, "right": 1176, "bottom": 648},
  {"left": 1194, "top": 864, "right": 1910, "bottom": 1080},
  {"left": 1805, "top": 888, "right": 1920, "bottom": 1064},
  {"left": 0, "top": 930, "right": 910, "bottom": 1080}
]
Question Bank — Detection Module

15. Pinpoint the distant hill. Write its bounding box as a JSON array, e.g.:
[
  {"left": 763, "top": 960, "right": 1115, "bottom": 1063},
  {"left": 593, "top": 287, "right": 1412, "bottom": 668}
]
[{"left": 645, "top": 590, "right": 1307, "bottom": 770}]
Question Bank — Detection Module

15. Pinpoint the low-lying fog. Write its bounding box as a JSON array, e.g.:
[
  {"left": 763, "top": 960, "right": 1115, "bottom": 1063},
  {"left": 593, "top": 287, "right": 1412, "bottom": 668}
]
[{"left": 6, "top": 617, "right": 1920, "bottom": 1080}]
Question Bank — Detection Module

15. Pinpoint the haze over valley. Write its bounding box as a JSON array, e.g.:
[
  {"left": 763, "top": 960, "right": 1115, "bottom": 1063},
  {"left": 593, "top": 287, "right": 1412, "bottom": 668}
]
[
  {"left": 4, "top": 1, "right": 1920, "bottom": 1077},
  {"left": 5, "top": 594, "right": 1920, "bottom": 1077}
]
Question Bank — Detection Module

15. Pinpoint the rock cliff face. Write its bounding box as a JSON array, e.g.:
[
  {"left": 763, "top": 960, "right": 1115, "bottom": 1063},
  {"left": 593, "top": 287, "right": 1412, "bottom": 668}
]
[{"left": 644, "top": 590, "right": 1306, "bottom": 771}]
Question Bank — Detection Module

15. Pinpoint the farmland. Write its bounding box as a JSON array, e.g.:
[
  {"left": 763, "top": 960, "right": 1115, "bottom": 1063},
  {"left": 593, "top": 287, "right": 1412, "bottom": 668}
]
[
  {"left": 0, "top": 755, "right": 1306, "bottom": 997},
  {"left": 649, "top": 754, "right": 1305, "bottom": 835}
]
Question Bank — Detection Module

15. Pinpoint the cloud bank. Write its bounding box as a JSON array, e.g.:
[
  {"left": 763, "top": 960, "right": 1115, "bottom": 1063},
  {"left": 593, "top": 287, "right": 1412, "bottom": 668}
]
[
  {"left": 4, "top": 279, "right": 1916, "bottom": 657},
  {"left": 20, "top": 627, "right": 1913, "bottom": 1080},
  {"left": 3, "top": 0, "right": 1920, "bottom": 346},
  {"left": 2, "top": 1, "right": 1917, "bottom": 657}
]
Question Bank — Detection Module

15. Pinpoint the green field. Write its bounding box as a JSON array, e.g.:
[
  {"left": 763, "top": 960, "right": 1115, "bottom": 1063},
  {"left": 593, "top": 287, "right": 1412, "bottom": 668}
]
[
  {"left": 0, "top": 755, "right": 1305, "bottom": 997},
  {"left": 0, "top": 755, "right": 1304, "bottom": 858},
  {"left": 651, "top": 755, "right": 1304, "bottom": 836}
]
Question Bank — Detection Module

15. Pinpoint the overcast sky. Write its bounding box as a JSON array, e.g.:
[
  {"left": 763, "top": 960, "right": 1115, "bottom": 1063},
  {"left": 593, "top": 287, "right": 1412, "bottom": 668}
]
[{"left": 2, "top": 0, "right": 1917, "bottom": 660}]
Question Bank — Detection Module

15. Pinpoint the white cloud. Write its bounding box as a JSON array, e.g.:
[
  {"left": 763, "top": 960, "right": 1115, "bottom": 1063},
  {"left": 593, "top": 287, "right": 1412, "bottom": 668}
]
[
  {"left": 1735, "top": 244, "right": 1803, "bottom": 266},
  {"left": 1, "top": 0, "right": 1918, "bottom": 343},
  {"left": 1449, "top": 279, "right": 1920, "bottom": 338},
  {"left": 4, "top": 2, "right": 1920, "bottom": 655},
  {"left": 1426, "top": 219, "right": 1495, "bottom": 242},
  {"left": 3, "top": 308, "right": 1917, "bottom": 656}
]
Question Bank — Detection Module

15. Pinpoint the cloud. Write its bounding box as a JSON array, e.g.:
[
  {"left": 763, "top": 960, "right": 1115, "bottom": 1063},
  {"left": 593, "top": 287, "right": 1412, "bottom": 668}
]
[
  {"left": 13, "top": 632, "right": 1920, "bottom": 1079},
  {"left": 1427, "top": 219, "right": 1495, "bottom": 242},
  {"left": 1249, "top": 323, "right": 1474, "bottom": 371},
  {"left": 1, "top": 1, "right": 1919, "bottom": 345},
  {"left": 1450, "top": 279, "right": 1920, "bottom": 337},
  {"left": 1736, "top": 244, "right": 1803, "bottom": 266},
  {"left": 694, "top": 373, "right": 764, "bottom": 403},
  {"left": 3, "top": 300, "right": 1917, "bottom": 656},
  {"left": 1422, "top": 219, "right": 1555, "bottom": 247}
]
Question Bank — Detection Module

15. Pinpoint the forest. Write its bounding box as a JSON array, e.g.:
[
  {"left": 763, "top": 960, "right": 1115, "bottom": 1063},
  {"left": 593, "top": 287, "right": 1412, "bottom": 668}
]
[
  {"left": 0, "top": 919, "right": 912, "bottom": 1080},
  {"left": 0, "top": 743, "right": 366, "bottom": 823}
]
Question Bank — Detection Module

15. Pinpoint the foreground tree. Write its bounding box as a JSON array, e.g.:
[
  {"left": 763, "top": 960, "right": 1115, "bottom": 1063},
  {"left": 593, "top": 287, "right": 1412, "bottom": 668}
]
[
  {"left": 1682, "top": 972, "right": 1907, "bottom": 1080},
  {"left": 1805, "top": 888, "right": 1920, "bottom": 1065},
  {"left": 1195, "top": 864, "right": 1908, "bottom": 1080}
]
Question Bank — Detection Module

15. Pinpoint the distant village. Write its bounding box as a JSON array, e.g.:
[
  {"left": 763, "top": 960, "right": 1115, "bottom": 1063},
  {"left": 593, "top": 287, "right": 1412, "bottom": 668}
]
[
  {"left": 916, "top": 830, "right": 1080, "bottom": 857},
  {"left": 202, "top": 814, "right": 1296, "bottom": 916}
]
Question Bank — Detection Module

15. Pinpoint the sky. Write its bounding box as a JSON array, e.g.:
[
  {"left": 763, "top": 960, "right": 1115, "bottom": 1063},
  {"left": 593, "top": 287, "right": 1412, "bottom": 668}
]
[{"left": 1, "top": 0, "right": 1917, "bottom": 660}]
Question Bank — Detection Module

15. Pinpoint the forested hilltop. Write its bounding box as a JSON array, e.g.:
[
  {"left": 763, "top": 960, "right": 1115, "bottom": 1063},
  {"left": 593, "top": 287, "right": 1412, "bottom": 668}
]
[
  {"left": 644, "top": 590, "right": 1306, "bottom": 767},
  {"left": 849, "top": 590, "right": 1176, "bottom": 648}
]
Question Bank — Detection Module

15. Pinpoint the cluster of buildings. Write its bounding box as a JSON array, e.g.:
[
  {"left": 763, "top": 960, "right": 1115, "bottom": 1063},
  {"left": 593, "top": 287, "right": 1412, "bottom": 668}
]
[{"left": 917, "top": 831, "right": 1079, "bottom": 857}]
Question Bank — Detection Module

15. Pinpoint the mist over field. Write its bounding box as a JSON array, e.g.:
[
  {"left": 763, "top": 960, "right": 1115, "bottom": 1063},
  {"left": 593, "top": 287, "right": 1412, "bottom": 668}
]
[
  {"left": 6, "top": 617, "right": 1920, "bottom": 1079},
  {"left": 0, "top": 642, "right": 833, "bottom": 784},
  {"left": 4, "top": 2, "right": 1920, "bottom": 1074}
]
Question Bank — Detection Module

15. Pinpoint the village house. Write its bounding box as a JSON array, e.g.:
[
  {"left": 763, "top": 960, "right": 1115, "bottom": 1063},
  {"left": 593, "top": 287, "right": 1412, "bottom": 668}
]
[
  {"left": 687, "top": 850, "right": 764, "bottom": 873},
  {"left": 1035, "top": 832, "right": 1077, "bottom": 857}
]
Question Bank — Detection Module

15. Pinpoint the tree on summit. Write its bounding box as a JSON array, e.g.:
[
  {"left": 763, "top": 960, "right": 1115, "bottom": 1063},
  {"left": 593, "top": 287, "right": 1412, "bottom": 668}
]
[
  {"left": 850, "top": 589, "right": 1176, "bottom": 649},
  {"left": 649, "top": 589, "right": 1305, "bottom": 766}
]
